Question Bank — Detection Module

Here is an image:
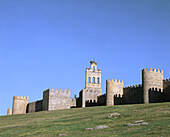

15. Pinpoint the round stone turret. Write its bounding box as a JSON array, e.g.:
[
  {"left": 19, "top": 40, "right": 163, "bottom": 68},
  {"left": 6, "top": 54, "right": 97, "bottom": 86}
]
[
  {"left": 106, "top": 79, "right": 124, "bottom": 106},
  {"left": 142, "top": 68, "right": 163, "bottom": 104}
]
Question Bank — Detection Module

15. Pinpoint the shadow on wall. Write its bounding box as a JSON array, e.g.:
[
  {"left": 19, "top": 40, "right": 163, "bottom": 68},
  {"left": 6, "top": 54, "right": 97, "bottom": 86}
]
[
  {"left": 86, "top": 100, "right": 97, "bottom": 107},
  {"left": 76, "top": 90, "right": 82, "bottom": 107},
  {"left": 114, "top": 86, "right": 144, "bottom": 105},
  {"left": 149, "top": 88, "right": 164, "bottom": 103},
  {"left": 164, "top": 79, "right": 170, "bottom": 102},
  {"left": 76, "top": 93, "right": 106, "bottom": 107},
  {"left": 26, "top": 100, "right": 43, "bottom": 113},
  {"left": 114, "top": 94, "right": 123, "bottom": 105},
  {"left": 164, "top": 85, "right": 170, "bottom": 102},
  {"left": 85, "top": 94, "right": 106, "bottom": 107}
]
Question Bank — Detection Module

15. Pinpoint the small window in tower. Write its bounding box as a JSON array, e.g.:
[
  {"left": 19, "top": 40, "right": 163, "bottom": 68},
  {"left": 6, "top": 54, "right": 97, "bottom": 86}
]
[
  {"left": 93, "top": 66, "right": 95, "bottom": 71},
  {"left": 92, "top": 77, "right": 95, "bottom": 83},
  {"left": 97, "top": 77, "right": 99, "bottom": 84},
  {"left": 88, "top": 77, "right": 91, "bottom": 83}
]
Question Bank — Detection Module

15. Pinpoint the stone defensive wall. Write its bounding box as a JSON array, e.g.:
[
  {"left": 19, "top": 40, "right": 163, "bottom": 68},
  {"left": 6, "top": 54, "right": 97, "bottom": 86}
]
[
  {"left": 76, "top": 90, "right": 83, "bottom": 107},
  {"left": 142, "top": 68, "right": 164, "bottom": 104},
  {"left": 113, "top": 84, "right": 143, "bottom": 105},
  {"left": 7, "top": 61, "right": 170, "bottom": 115},
  {"left": 85, "top": 94, "right": 107, "bottom": 107},
  {"left": 106, "top": 79, "right": 124, "bottom": 106},
  {"left": 27, "top": 100, "right": 43, "bottom": 113},
  {"left": 43, "top": 88, "right": 71, "bottom": 111},
  {"left": 121, "top": 84, "right": 143, "bottom": 104},
  {"left": 149, "top": 87, "right": 165, "bottom": 103},
  {"left": 114, "top": 94, "right": 123, "bottom": 105},
  {"left": 70, "top": 98, "right": 76, "bottom": 108},
  {"left": 163, "top": 78, "right": 170, "bottom": 88},
  {"left": 163, "top": 78, "right": 170, "bottom": 102},
  {"left": 97, "top": 94, "right": 106, "bottom": 106},
  {"left": 85, "top": 100, "right": 98, "bottom": 107}
]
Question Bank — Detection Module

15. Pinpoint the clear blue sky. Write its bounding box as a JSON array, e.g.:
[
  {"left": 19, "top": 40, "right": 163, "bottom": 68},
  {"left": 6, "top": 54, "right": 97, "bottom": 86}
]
[{"left": 0, "top": 0, "right": 170, "bottom": 116}]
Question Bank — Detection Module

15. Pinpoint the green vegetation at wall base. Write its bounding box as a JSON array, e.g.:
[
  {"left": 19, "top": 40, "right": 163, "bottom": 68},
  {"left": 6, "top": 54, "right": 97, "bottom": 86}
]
[{"left": 0, "top": 102, "right": 170, "bottom": 137}]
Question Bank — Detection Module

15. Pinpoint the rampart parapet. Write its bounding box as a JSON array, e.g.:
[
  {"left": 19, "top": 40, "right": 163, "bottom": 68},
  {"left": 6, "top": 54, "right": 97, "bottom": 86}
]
[
  {"left": 149, "top": 87, "right": 162, "bottom": 92},
  {"left": 44, "top": 88, "right": 71, "bottom": 94},
  {"left": 124, "top": 84, "right": 142, "bottom": 89},
  {"left": 163, "top": 78, "right": 170, "bottom": 82},
  {"left": 114, "top": 94, "right": 123, "bottom": 98}
]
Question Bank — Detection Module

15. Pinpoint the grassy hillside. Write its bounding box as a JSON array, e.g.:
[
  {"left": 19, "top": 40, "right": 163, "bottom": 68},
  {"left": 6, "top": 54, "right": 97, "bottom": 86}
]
[{"left": 0, "top": 102, "right": 170, "bottom": 137}]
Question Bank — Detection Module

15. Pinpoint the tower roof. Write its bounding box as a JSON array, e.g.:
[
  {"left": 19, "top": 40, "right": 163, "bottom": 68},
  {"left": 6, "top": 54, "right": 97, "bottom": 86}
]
[{"left": 90, "top": 61, "right": 97, "bottom": 65}]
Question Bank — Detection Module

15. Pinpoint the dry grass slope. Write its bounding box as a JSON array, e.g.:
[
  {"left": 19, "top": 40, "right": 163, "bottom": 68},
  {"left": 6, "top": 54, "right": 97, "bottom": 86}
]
[{"left": 0, "top": 102, "right": 170, "bottom": 137}]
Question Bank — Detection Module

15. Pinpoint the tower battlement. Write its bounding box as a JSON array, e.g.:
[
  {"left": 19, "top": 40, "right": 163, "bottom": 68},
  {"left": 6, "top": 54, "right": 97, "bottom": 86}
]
[
  {"left": 107, "top": 79, "right": 124, "bottom": 84},
  {"left": 13, "top": 96, "right": 29, "bottom": 100},
  {"left": 142, "top": 68, "right": 163, "bottom": 74}
]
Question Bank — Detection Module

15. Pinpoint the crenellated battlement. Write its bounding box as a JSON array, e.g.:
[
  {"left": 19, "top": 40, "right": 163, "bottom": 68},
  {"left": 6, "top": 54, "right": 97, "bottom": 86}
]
[
  {"left": 114, "top": 94, "right": 123, "bottom": 98},
  {"left": 163, "top": 78, "right": 170, "bottom": 82},
  {"left": 13, "top": 96, "right": 29, "bottom": 100},
  {"left": 124, "top": 84, "right": 142, "bottom": 89},
  {"left": 51, "top": 88, "right": 71, "bottom": 93},
  {"left": 142, "top": 68, "right": 163, "bottom": 74},
  {"left": 149, "top": 87, "right": 163, "bottom": 92},
  {"left": 44, "top": 88, "right": 71, "bottom": 94},
  {"left": 106, "top": 79, "right": 124, "bottom": 84}
]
